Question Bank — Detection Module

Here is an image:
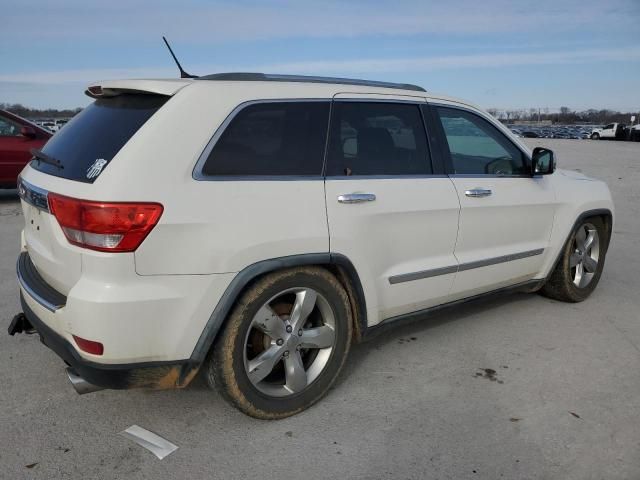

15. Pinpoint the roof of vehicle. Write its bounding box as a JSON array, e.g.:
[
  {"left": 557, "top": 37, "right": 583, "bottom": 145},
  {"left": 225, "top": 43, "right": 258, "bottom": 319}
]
[
  {"left": 196, "top": 73, "right": 426, "bottom": 92},
  {"left": 86, "top": 76, "right": 490, "bottom": 111},
  {"left": 87, "top": 73, "right": 429, "bottom": 99}
]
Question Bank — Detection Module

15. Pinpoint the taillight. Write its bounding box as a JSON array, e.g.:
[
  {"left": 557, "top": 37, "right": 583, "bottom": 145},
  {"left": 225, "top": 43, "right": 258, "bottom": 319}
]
[
  {"left": 48, "top": 193, "right": 163, "bottom": 252},
  {"left": 73, "top": 335, "right": 104, "bottom": 355}
]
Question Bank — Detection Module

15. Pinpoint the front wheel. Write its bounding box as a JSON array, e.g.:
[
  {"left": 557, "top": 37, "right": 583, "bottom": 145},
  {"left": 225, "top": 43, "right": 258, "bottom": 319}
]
[
  {"left": 540, "top": 218, "right": 608, "bottom": 302},
  {"left": 206, "top": 267, "right": 352, "bottom": 419},
  {"left": 591, "top": 133, "right": 600, "bottom": 140}
]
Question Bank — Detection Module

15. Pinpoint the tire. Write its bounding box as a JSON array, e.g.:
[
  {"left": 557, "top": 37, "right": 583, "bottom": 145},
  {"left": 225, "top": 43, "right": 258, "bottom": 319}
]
[
  {"left": 591, "top": 133, "right": 600, "bottom": 140},
  {"left": 540, "top": 217, "right": 608, "bottom": 302},
  {"left": 206, "top": 266, "right": 352, "bottom": 419}
]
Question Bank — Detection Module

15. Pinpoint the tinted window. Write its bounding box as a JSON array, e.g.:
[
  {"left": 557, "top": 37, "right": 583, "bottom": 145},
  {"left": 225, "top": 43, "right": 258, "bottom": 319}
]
[
  {"left": 202, "top": 102, "right": 330, "bottom": 176},
  {"left": 436, "top": 107, "right": 528, "bottom": 175},
  {"left": 326, "top": 102, "right": 431, "bottom": 176},
  {"left": 32, "top": 94, "right": 167, "bottom": 183}
]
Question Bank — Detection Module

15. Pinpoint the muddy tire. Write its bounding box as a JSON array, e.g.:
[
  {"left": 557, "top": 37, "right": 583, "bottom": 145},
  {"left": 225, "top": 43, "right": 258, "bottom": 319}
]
[
  {"left": 206, "top": 266, "right": 352, "bottom": 419},
  {"left": 540, "top": 217, "right": 608, "bottom": 302}
]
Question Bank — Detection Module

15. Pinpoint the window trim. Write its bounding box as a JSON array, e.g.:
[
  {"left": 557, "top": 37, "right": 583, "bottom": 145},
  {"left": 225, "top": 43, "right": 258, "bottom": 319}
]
[
  {"left": 192, "top": 98, "right": 331, "bottom": 181},
  {"left": 193, "top": 98, "right": 447, "bottom": 181},
  {"left": 324, "top": 99, "right": 436, "bottom": 178},
  {"left": 429, "top": 102, "right": 533, "bottom": 178}
]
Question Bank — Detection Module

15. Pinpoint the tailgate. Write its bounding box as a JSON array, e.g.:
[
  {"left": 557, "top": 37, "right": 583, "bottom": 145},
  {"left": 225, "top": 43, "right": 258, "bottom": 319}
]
[{"left": 19, "top": 176, "right": 81, "bottom": 295}]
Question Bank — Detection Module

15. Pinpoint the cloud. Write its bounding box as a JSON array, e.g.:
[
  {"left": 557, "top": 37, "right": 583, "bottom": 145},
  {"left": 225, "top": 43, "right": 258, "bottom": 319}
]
[
  {"left": 263, "top": 47, "right": 640, "bottom": 75},
  {"left": 3, "top": 0, "right": 638, "bottom": 43},
  {"left": 2, "top": 47, "right": 638, "bottom": 84}
]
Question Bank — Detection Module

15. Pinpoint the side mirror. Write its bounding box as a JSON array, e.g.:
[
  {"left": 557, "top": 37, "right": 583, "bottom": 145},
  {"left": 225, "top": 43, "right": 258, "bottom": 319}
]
[
  {"left": 20, "top": 126, "right": 37, "bottom": 138},
  {"left": 531, "top": 147, "right": 555, "bottom": 175}
]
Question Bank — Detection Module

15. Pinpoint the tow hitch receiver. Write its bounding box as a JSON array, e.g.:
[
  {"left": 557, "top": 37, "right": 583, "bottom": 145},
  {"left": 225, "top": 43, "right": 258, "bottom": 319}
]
[{"left": 8, "top": 313, "right": 35, "bottom": 336}]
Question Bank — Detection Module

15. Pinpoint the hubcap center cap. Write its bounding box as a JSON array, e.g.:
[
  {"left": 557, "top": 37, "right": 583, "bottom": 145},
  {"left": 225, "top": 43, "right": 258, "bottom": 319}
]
[{"left": 286, "top": 333, "right": 299, "bottom": 348}]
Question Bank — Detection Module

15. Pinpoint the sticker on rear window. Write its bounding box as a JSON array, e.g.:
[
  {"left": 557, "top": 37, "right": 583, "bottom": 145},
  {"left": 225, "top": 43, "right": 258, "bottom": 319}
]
[{"left": 86, "top": 158, "right": 107, "bottom": 179}]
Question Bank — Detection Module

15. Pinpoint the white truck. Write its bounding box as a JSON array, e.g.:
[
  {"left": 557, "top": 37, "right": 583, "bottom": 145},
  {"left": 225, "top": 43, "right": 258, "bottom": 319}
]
[{"left": 590, "top": 123, "right": 626, "bottom": 140}]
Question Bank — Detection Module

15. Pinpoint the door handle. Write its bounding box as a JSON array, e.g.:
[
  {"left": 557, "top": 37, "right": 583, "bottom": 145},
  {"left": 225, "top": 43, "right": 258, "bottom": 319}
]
[
  {"left": 464, "top": 188, "right": 492, "bottom": 198},
  {"left": 337, "top": 193, "right": 376, "bottom": 204}
]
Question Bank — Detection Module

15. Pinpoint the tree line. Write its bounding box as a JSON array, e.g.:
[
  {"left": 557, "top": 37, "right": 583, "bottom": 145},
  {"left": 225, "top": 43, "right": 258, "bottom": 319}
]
[
  {"left": 486, "top": 107, "right": 638, "bottom": 125},
  {"left": 0, "top": 103, "right": 82, "bottom": 119},
  {"left": 2, "top": 102, "right": 638, "bottom": 125}
]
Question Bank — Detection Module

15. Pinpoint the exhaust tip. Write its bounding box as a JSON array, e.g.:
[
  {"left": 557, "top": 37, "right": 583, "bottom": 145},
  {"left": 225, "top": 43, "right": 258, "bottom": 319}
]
[{"left": 66, "top": 367, "right": 104, "bottom": 395}]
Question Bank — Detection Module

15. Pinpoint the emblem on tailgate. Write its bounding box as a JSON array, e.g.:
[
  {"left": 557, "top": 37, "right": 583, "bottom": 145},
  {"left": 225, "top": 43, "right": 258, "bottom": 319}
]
[{"left": 86, "top": 158, "right": 107, "bottom": 179}]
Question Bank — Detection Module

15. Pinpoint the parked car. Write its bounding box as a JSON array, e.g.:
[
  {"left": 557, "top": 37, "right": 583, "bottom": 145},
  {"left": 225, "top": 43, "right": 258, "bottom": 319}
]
[
  {"left": 55, "top": 119, "right": 70, "bottom": 131},
  {"left": 9, "top": 74, "right": 614, "bottom": 418},
  {"left": 40, "top": 121, "right": 57, "bottom": 132},
  {"left": 591, "top": 123, "right": 626, "bottom": 140},
  {"left": 521, "top": 130, "right": 539, "bottom": 138},
  {"left": 0, "top": 110, "right": 52, "bottom": 188}
]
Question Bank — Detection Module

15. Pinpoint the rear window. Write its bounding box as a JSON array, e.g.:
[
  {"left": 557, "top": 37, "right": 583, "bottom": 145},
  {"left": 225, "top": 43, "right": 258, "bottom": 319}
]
[{"left": 31, "top": 94, "right": 168, "bottom": 183}]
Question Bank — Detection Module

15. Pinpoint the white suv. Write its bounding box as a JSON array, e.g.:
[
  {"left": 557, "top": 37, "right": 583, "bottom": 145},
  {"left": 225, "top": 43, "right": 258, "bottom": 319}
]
[{"left": 10, "top": 74, "right": 614, "bottom": 418}]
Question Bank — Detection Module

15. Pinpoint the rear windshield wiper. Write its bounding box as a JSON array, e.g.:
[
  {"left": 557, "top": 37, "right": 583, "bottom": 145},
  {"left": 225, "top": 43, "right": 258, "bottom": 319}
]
[{"left": 30, "top": 148, "right": 64, "bottom": 169}]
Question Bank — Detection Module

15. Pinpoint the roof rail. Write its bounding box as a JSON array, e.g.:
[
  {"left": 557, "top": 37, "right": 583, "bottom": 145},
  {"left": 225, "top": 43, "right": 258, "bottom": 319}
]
[{"left": 196, "top": 72, "right": 426, "bottom": 92}]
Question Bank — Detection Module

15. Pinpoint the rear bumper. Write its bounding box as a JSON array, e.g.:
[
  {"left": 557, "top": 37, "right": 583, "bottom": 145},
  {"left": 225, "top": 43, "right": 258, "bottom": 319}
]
[
  {"left": 16, "top": 251, "right": 66, "bottom": 312},
  {"left": 15, "top": 245, "right": 235, "bottom": 365},
  {"left": 18, "top": 292, "right": 199, "bottom": 390}
]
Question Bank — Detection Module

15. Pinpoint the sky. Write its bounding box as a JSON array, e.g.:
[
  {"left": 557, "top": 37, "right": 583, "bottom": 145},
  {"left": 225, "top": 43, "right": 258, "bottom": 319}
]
[{"left": 1, "top": 0, "right": 639, "bottom": 111}]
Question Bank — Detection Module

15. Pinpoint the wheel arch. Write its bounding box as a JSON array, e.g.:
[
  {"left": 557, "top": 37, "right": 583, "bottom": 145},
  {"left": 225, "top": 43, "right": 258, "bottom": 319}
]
[
  {"left": 545, "top": 207, "right": 613, "bottom": 280},
  {"left": 571, "top": 208, "right": 613, "bottom": 251},
  {"left": 189, "top": 253, "right": 368, "bottom": 364}
]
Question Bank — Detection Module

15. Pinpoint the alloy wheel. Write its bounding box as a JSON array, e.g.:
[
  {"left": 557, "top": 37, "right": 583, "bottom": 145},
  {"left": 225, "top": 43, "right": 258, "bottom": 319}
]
[
  {"left": 243, "top": 288, "right": 336, "bottom": 397},
  {"left": 570, "top": 222, "right": 600, "bottom": 288}
]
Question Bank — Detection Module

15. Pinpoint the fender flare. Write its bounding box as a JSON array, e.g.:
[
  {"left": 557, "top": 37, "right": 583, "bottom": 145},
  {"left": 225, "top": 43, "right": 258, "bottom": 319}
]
[{"left": 189, "top": 253, "right": 367, "bottom": 364}]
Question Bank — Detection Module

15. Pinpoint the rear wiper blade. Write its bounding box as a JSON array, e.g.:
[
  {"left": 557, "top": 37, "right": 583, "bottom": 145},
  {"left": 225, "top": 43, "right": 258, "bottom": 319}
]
[{"left": 30, "top": 148, "right": 64, "bottom": 169}]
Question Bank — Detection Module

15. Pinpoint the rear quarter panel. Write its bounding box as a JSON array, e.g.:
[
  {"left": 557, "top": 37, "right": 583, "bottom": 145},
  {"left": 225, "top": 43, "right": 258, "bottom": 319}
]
[{"left": 91, "top": 82, "right": 333, "bottom": 275}]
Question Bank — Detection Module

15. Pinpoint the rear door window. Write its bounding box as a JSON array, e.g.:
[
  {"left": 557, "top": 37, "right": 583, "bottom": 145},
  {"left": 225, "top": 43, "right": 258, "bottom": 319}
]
[
  {"left": 201, "top": 101, "right": 330, "bottom": 176},
  {"left": 31, "top": 94, "right": 168, "bottom": 183}
]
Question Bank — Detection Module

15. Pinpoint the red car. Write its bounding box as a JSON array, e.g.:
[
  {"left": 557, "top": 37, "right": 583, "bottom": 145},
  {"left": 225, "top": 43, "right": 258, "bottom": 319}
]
[{"left": 0, "top": 110, "right": 52, "bottom": 188}]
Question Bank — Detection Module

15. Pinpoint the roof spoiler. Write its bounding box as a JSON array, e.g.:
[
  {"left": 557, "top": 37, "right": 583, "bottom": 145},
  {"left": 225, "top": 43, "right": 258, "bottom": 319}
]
[{"left": 84, "top": 79, "right": 191, "bottom": 99}]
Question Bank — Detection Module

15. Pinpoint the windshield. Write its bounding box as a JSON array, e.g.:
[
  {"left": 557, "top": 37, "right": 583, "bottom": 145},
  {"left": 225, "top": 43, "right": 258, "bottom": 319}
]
[{"left": 31, "top": 94, "right": 168, "bottom": 183}]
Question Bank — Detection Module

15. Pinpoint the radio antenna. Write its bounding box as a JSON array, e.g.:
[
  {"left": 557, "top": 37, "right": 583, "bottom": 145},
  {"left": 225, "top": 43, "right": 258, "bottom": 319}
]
[{"left": 162, "top": 36, "right": 198, "bottom": 79}]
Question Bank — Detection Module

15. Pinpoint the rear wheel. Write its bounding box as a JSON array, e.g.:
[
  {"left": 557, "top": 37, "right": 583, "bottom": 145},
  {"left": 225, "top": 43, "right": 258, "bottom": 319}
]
[
  {"left": 206, "top": 267, "right": 352, "bottom": 419},
  {"left": 540, "top": 218, "right": 608, "bottom": 302}
]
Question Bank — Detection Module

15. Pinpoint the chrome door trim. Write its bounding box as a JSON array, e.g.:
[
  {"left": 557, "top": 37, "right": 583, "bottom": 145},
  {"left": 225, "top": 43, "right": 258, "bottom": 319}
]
[
  {"left": 337, "top": 193, "right": 376, "bottom": 204},
  {"left": 457, "top": 248, "right": 544, "bottom": 272},
  {"left": 389, "top": 265, "right": 458, "bottom": 284},
  {"left": 388, "top": 248, "right": 544, "bottom": 284},
  {"left": 325, "top": 174, "right": 448, "bottom": 180},
  {"left": 450, "top": 174, "right": 534, "bottom": 179}
]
